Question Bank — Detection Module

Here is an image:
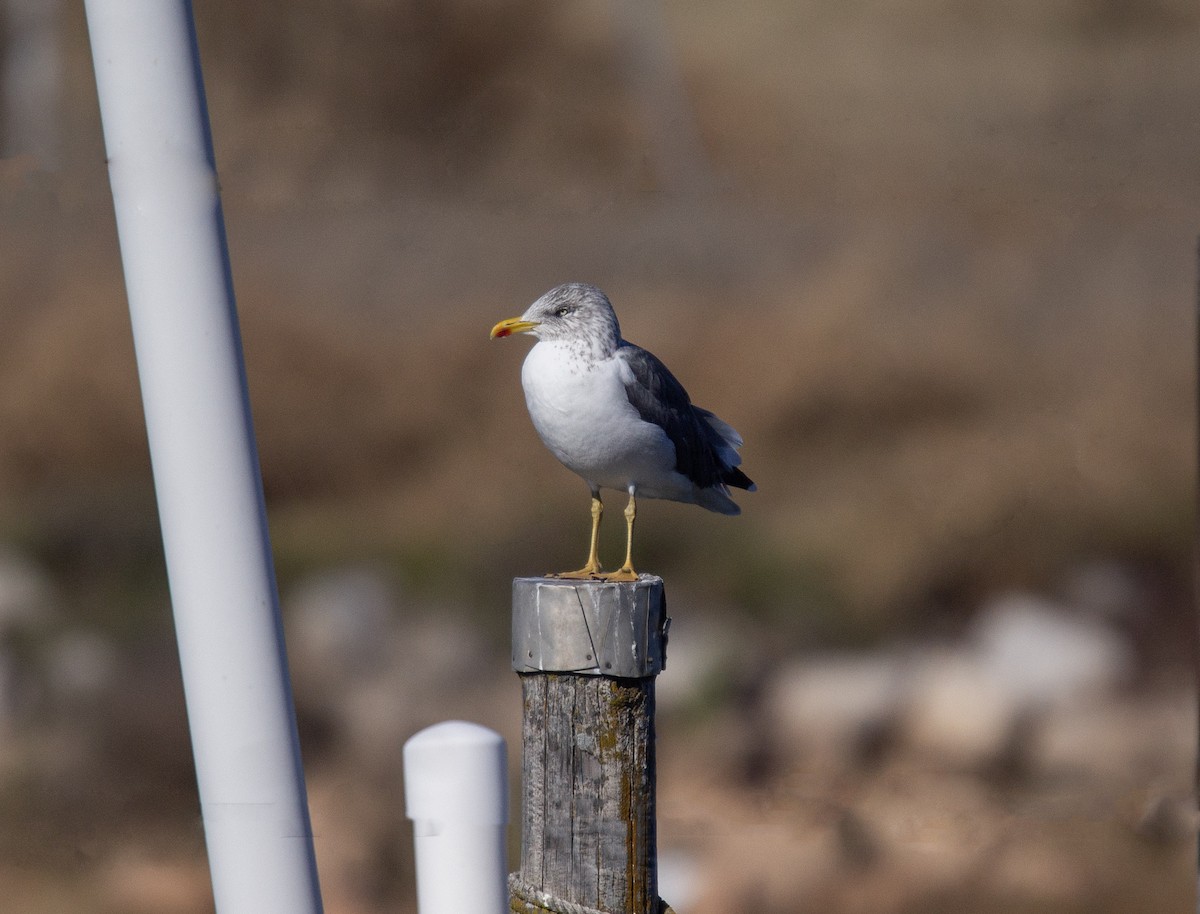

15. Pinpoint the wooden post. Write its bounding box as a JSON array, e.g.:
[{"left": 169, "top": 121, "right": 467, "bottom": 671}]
[{"left": 510, "top": 576, "right": 670, "bottom": 914}]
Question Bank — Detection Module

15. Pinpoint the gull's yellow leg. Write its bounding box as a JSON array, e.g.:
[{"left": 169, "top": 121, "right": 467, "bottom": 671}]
[
  {"left": 606, "top": 489, "right": 639, "bottom": 582},
  {"left": 551, "top": 493, "right": 604, "bottom": 579}
]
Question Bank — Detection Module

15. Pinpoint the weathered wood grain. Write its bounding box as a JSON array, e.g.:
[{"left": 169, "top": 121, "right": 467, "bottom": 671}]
[{"left": 518, "top": 672, "right": 658, "bottom": 914}]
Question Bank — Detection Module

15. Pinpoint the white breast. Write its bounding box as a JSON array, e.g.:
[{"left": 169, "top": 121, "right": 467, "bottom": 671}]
[{"left": 520, "top": 341, "right": 680, "bottom": 492}]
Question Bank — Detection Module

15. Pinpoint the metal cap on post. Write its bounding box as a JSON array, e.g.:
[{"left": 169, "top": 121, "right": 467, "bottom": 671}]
[
  {"left": 511, "top": 576, "right": 668, "bottom": 678},
  {"left": 510, "top": 575, "right": 671, "bottom": 914}
]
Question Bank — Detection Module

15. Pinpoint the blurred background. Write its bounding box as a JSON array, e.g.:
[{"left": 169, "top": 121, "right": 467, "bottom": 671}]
[{"left": 0, "top": 0, "right": 1195, "bottom": 911}]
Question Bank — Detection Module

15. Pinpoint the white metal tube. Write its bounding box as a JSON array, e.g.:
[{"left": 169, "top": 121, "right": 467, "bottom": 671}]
[
  {"left": 82, "top": 3, "right": 322, "bottom": 912},
  {"left": 404, "top": 721, "right": 509, "bottom": 914}
]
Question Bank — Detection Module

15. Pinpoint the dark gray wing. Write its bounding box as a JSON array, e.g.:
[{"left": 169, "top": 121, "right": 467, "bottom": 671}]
[{"left": 618, "top": 343, "right": 731, "bottom": 490}]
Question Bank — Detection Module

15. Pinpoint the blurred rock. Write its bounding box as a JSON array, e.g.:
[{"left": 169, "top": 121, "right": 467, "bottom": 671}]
[
  {"left": 0, "top": 548, "right": 53, "bottom": 630},
  {"left": 44, "top": 628, "right": 117, "bottom": 705},
  {"left": 904, "top": 647, "right": 1019, "bottom": 768},
  {"left": 338, "top": 612, "right": 496, "bottom": 768},
  {"left": 286, "top": 566, "right": 501, "bottom": 771},
  {"left": 392, "top": 611, "right": 491, "bottom": 690},
  {"left": 971, "top": 592, "right": 1133, "bottom": 709},
  {"left": 655, "top": 614, "right": 739, "bottom": 715},
  {"left": 767, "top": 650, "right": 908, "bottom": 764},
  {"left": 0, "top": 549, "right": 54, "bottom": 732},
  {"left": 761, "top": 589, "right": 1140, "bottom": 774},
  {"left": 1035, "top": 683, "right": 1194, "bottom": 780},
  {"left": 657, "top": 847, "right": 703, "bottom": 912},
  {"left": 902, "top": 592, "right": 1135, "bottom": 770},
  {"left": 286, "top": 567, "right": 396, "bottom": 684},
  {"left": 1061, "top": 560, "right": 1142, "bottom": 622},
  {"left": 723, "top": 663, "right": 782, "bottom": 788}
]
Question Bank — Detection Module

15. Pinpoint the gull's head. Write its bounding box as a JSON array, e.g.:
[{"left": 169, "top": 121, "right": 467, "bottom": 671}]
[{"left": 490, "top": 283, "right": 622, "bottom": 354}]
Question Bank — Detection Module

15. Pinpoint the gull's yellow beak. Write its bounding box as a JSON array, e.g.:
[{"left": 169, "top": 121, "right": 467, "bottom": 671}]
[{"left": 490, "top": 317, "right": 540, "bottom": 339}]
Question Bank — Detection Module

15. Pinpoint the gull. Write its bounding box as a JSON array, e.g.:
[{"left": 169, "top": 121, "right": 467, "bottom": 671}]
[{"left": 491, "top": 283, "right": 754, "bottom": 582}]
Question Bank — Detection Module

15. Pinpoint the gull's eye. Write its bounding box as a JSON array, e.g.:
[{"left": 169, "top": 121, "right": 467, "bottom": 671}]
[{"left": 555, "top": 306, "right": 571, "bottom": 317}]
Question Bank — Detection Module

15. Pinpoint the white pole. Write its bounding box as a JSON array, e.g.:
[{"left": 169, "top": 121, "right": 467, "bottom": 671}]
[
  {"left": 404, "top": 721, "right": 509, "bottom": 914},
  {"left": 82, "top": 3, "right": 322, "bottom": 912}
]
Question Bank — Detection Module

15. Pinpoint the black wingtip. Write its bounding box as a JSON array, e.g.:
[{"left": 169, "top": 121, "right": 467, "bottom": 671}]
[{"left": 724, "top": 467, "right": 755, "bottom": 491}]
